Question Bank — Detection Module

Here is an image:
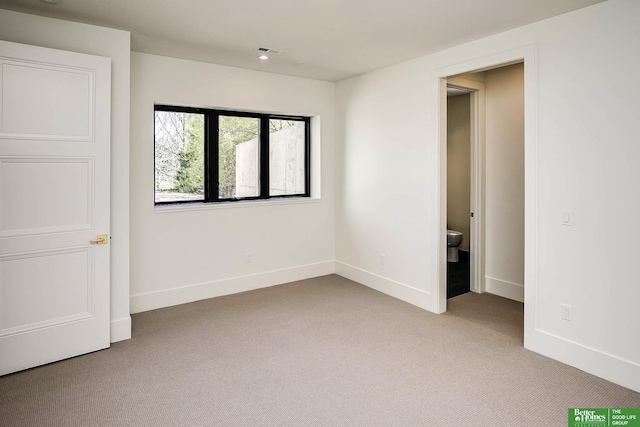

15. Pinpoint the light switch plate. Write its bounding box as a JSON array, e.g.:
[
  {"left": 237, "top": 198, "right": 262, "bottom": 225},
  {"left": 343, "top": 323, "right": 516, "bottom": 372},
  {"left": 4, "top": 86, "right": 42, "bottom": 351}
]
[{"left": 561, "top": 210, "right": 573, "bottom": 226}]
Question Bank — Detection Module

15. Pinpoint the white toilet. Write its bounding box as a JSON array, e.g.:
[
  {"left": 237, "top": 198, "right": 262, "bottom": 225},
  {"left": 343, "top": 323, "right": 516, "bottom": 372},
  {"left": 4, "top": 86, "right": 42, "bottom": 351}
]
[{"left": 447, "top": 230, "right": 463, "bottom": 262}]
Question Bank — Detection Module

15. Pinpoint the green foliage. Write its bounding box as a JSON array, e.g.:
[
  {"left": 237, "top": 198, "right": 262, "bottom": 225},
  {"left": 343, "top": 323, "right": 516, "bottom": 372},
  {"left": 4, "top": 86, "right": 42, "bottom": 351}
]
[{"left": 175, "top": 114, "right": 204, "bottom": 194}]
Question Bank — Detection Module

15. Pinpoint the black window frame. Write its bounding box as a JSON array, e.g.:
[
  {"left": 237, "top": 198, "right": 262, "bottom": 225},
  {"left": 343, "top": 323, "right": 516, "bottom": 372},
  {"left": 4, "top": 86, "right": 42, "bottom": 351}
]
[{"left": 154, "top": 105, "right": 311, "bottom": 205}]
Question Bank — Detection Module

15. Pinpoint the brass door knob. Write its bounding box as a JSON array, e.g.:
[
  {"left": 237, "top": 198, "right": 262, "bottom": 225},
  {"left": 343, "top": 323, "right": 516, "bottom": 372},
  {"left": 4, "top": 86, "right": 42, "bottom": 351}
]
[{"left": 90, "top": 234, "right": 108, "bottom": 245}]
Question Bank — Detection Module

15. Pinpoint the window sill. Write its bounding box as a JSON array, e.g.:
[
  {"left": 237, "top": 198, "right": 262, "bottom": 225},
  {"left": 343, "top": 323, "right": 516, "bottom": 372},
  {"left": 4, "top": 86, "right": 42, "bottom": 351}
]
[{"left": 154, "top": 196, "right": 321, "bottom": 214}]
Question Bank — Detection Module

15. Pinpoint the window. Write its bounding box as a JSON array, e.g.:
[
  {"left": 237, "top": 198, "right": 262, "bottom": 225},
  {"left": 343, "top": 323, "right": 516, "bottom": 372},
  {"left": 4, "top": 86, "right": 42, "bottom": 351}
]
[{"left": 154, "top": 106, "right": 310, "bottom": 205}]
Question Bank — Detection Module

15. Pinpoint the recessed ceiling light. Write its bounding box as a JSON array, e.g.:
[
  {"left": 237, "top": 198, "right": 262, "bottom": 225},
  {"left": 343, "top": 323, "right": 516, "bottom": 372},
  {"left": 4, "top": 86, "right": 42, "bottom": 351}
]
[
  {"left": 39, "top": 0, "right": 59, "bottom": 4},
  {"left": 258, "top": 55, "right": 269, "bottom": 60}
]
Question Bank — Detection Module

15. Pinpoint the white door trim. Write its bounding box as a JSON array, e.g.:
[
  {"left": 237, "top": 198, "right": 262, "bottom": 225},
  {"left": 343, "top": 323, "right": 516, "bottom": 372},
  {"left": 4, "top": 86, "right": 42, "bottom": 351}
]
[{"left": 433, "top": 45, "right": 538, "bottom": 350}]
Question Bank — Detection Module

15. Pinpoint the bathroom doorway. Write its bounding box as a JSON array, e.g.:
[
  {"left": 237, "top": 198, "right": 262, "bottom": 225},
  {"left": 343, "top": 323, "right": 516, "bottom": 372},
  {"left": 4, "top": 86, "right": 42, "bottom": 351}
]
[
  {"left": 434, "top": 46, "right": 533, "bottom": 348},
  {"left": 443, "top": 63, "right": 525, "bottom": 306},
  {"left": 445, "top": 75, "right": 485, "bottom": 301},
  {"left": 446, "top": 87, "right": 473, "bottom": 299}
]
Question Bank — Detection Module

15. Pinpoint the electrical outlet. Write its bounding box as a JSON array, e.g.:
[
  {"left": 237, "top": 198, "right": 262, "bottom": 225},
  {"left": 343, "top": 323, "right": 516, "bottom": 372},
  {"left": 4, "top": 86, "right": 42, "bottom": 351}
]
[
  {"left": 245, "top": 253, "right": 252, "bottom": 264},
  {"left": 379, "top": 254, "right": 386, "bottom": 265},
  {"left": 561, "top": 304, "right": 572, "bottom": 321}
]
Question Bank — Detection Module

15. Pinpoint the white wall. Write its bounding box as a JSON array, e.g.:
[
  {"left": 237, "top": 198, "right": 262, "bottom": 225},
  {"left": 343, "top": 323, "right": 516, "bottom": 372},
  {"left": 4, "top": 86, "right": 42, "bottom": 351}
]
[
  {"left": 484, "top": 64, "right": 524, "bottom": 301},
  {"left": 129, "top": 53, "right": 335, "bottom": 312},
  {"left": 335, "top": 0, "right": 640, "bottom": 392},
  {"left": 447, "top": 93, "right": 471, "bottom": 251},
  {"left": 0, "top": 9, "right": 132, "bottom": 342}
]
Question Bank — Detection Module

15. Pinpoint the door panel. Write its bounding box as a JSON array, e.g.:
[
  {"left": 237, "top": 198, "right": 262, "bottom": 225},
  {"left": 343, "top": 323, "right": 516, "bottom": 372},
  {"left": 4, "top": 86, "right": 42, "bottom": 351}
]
[
  {"left": 1, "top": 248, "right": 92, "bottom": 335},
  {"left": 0, "top": 157, "right": 93, "bottom": 236},
  {"left": 0, "top": 40, "right": 110, "bottom": 375},
  {"left": 1, "top": 60, "right": 93, "bottom": 140}
]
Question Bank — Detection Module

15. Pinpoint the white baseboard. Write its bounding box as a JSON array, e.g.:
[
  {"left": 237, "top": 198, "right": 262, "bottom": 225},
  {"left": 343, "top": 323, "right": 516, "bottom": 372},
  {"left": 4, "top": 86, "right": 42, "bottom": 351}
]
[
  {"left": 528, "top": 329, "right": 640, "bottom": 393},
  {"left": 335, "top": 261, "right": 435, "bottom": 312},
  {"left": 129, "top": 261, "right": 335, "bottom": 314},
  {"left": 110, "top": 316, "right": 131, "bottom": 343},
  {"left": 485, "top": 276, "right": 524, "bottom": 302}
]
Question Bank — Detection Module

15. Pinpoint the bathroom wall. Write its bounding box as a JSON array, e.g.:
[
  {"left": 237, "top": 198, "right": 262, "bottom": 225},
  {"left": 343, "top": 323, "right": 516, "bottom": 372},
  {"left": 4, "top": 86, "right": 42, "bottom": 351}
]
[
  {"left": 446, "top": 93, "right": 471, "bottom": 251},
  {"left": 484, "top": 64, "right": 525, "bottom": 301}
]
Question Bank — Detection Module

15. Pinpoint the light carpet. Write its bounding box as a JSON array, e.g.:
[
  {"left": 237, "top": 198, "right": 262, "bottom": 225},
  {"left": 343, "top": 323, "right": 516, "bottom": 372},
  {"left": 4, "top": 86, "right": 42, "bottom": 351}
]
[{"left": 1, "top": 274, "right": 638, "bottom": 426}]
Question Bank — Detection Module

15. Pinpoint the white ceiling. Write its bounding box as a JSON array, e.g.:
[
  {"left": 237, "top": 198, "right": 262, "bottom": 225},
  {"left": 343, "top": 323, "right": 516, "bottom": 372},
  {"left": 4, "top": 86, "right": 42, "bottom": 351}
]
[{"left": 0, "top": 0, "right": 605, "bottom": 81}]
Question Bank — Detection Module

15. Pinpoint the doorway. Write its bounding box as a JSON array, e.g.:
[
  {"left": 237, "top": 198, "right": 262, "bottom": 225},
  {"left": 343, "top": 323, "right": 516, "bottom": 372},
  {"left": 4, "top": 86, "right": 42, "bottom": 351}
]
[
  {"left": 444, "top": 75, "right": 486, "bottom": 301},
  {"left": 441, "top": 63, "right": 526, "bottom": 313},
  {"left": 446, "top": 87, "right": 472, "bottom": 299}
]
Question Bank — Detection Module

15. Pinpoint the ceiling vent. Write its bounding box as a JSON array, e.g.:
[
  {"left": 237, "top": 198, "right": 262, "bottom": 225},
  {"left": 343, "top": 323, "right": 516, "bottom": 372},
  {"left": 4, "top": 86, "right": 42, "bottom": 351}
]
[{"left": 257, "top": 47, "right": 283, "bottom": 55}]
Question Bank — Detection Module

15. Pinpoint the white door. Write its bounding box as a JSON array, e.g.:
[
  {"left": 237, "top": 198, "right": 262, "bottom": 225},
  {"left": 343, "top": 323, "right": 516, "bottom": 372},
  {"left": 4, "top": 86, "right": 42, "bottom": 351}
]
[{"left": 0, "top": 40, "right": 111, "bottom": 375}]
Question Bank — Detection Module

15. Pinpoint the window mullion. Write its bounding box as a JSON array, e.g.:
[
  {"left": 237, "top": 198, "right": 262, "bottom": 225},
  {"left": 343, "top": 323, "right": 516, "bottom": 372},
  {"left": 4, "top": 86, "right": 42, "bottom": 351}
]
[
  {"left": 208, "top": 113, "right": 219, "bottom": 202},
  {"left": 259, "top": 116, "right": 270, "bottom": 198},
  {"left": 305, "top": 118, "right": 311, "bottom": 197}
]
